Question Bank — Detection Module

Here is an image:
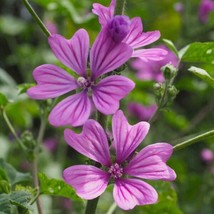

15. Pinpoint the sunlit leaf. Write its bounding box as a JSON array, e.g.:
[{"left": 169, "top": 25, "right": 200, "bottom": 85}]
[
  {"left": 180, "top": 42, "right": 214, "bottom": 63},
  {"left": 188, "top": 66, "right": 214, "bottom": 88},
  {"left": 163, "top": 38, "right": 179, "bottom": 57},
  {"left": 0, "top": 93, "right": 9, "bottom": 108}
]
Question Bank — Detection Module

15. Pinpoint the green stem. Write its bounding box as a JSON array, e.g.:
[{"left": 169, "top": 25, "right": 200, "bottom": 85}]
[
  {"left": 106, "top": 202, "right": 117, "bottom": 214},
  {"left": 2, "top": 109, "right": 26, "bottom": 151},
  {"left": 22, "top": 0, "right": 51, "bottom": 37},
  {"left": 32, "top": 111, "right": 47, "bottom": 214},
  {"left": 85, "top": 197, "right": 100, "bottom": 214},
  {"left": 173, "top": 130, "right": 214, "bottom": 151},
  {"left": 114, "top": 0, "right": 126, "bottom": 15}
]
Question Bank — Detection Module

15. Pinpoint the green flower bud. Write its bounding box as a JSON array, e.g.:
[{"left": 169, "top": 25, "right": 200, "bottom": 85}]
[{"left": 161, "top": 63, "right": 177, "bottom": 80}]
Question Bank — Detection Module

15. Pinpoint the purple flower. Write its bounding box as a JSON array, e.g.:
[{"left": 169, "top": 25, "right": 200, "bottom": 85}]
[
  {"left": 128, "top": 103, "right": 157, "bottom": 121},
  {"left": 63, "top": 110, "right": 176, "bottom": 210},
  {"left": 27, "top": 27, "right": 134, "bottom": 127},
  {"left": 199, "top": 0, "right": 214, "bottom": 23},
  {"left": 92, "top": 0, "right": 167, "bottom": 61},
  {"left": 201, "top": 148, "right": 214, "bottom": 163},
  {"left": 131, "top": 45, "right": 179, "bottom": 82}
]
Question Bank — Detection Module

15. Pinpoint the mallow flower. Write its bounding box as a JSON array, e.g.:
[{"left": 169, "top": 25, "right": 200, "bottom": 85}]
[
  {"left": 92, "top": 0, "right": 167, "bottom": 61},
  {"left": 27, "top": 26, "right": 134, "bottom": 127},
  {"left": 63, "top": 110, "right": 176, "bottom": 210}
]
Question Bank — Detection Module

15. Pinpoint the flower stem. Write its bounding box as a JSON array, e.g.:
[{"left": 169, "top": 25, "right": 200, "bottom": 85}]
[
  {"left": 22, "top": 0, "right": 51, "bottom": 37},
  {"left": 106, "top": 202, "right": 117, "bottom": 214},
  {"left": 2, "top": 109, "right": 26, "bottom": 151},
  {"left": 173, "top": 130, "right": 214, "bottom": 151},
  {"left": 84, "top": 197, "right": 100, "bottom": 214},
  {"left": 115, "top": 0, "right": 126, "bottom": 15}
]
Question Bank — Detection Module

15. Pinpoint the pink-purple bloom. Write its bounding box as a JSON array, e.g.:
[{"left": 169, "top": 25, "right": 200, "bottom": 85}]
[
  {"left": 199, "top": 0, "right": 214, "bottom": 23},
  {"left": 92, "top": 0, "right": 167, "bottom": 61},
  {"left": 27, "top": 27, "right": 134, "bottom": 127},
  {"left": 201, "top": 148, "right": 214, "bottom": 163},
  {"left": 63, "top": 110, "right": 176, "bottom": 210},
  {"left": 128, "top": 103, "right": 157, "bottom": 121},
  {"left": 131, "top": 45, "right": 179, "bottom": 82}
]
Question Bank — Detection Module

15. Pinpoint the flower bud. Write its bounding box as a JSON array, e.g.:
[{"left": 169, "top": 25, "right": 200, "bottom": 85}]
[
  {"left": 168, "top": 85, "right": 179, "bottom": 100},
  {"left": 161, "top": 63, "right": 177, "bottom": 80},
  {"left": 108, "top": 15, "right": 130, "bottom": 43}
]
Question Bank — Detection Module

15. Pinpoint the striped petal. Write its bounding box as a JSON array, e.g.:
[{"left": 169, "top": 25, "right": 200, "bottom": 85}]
[
  {"left": 112, "top": 110, "right": 150, "bottom": 163},
  {"left": 48, "top": 29, "right": 89, "bottom": 77},
  {"left": 113, "top": 178, "right": 158, "bottom": 210},
  {"left": 92, "top": 76, "right": 135, "bottom": 115},
  {"left": 63, "top": 165, "right": 110, "bottom": 200},
  {"left": 124, "top": 143, "right": 176, "bottom": 181},
  {"left": 64, "top": 120, "right": 111, "bottom": 166},
  {"left": 27, "top": 64, "right": 78, "bottom": 99},
  {"left": 48, "top": 91, "right": 91, "bottom": 127}
]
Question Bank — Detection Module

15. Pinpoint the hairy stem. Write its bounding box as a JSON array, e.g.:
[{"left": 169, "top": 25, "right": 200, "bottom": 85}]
[
  {"left": 22, "top": 0, "right": 51, "bottom": 37},
  {"left": 173, "top": 130, "right": 214, "bottom": 151},
  {"left": 115, "top": 0, "right": 126, "bottom": 15}
]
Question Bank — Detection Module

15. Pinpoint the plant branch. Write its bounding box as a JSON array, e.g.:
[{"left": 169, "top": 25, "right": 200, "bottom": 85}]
[
  {"left": 115, "top": 0, "right": 126, "bottom": 15},
  {"left": 173, "top": 130, "right": 214, "bottom": 151},
  {"left": 2, "top": 109, "right": 26, "bottom": 151},
  {"left": 22, "top": 0, "right": 51, "bottom": 37}
]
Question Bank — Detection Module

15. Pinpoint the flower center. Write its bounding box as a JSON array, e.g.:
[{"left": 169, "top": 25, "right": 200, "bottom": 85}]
[
  {"left": 108, "top": 15, "right": 130, "bottom": 43},
  {"left": 108, "top": 163, "right": 123, "bottom": 179},
  {"left": 77, "top": 77, "right": 91, "bottom": 89}
]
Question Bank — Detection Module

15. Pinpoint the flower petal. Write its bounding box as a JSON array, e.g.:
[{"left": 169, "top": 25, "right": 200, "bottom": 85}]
[
  {"left": 132, "top": 48, "right": 168, "bottom": 62},
  {"left": 92, "top": 76, "right": 135, "bottom": 115},
  {"left": 48, "top": 91, "right": 91, "bottom": 127},
  {"left": 92, "top": 0, "right": 116, "bottom": 27},
  {"left": 48, "top": 29, "right": 89, "bottom": 76},
  {"left": 64, "top": 120, "right": 111, "bottom": 166},
  {"left": 63, "top": 165, "right": 110, "bottom": 200},
  {"left": 125, "top": 143, "right": 176, "bottom": 181},
  {"left": 113, "top": 178, "right": 158, "bottom": 210},
  {"left": 112, "top": 110, "right": 150, "bottom": 163},
  {"left": 27, "top": 64, "right": 78, "bottom": 99},
  {"left": 123, "top": 17, "right": 160, "bottom": 49},
  {"left": 90, "top": 27, "right": 133, "bottom": 80}
]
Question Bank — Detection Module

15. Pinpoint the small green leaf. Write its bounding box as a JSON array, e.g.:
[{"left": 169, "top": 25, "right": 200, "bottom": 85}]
[
  {"left": 0, "top": 93, "right": 9, "bottom": 108},
  {"left": 162, "top": 39, "right": 179, "bottom": 57},
  {"left": 39, "top": 173, "right": 82, "bottom": 201},
  {"left": 181, "top": 42, "right": 214, "bottom": 63},
  {"left": 9, "top": 190, "right": 33, "bottom": 211},
  {"left": 0, "top": 180, "right": 11, "bottom": 194},
  {"left": 0, "top": 194, "right": 11, "bottom": 214},
  {"left": 188, "top": 66, "right": 214, "bottom": 87},
  {"left": 0, "top": 159, "right": 31, "bottom": 186}
]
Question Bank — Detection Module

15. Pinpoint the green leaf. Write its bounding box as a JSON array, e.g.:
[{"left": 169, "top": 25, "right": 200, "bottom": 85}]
[
  {"left": 0, "top": 93, "right": 9, "bottom": 108},
  {"left": 0, "top": 194, "right": 11, "bottom": 214},
  {"left": 188, "top": 66, "right": 214, "bottom": 87},
  {"left": 39, "top": 173, "right": 82, "bottom": 201},
  {"left": 162, "top": 38, "right": 179, "bottom": 57},
  {"left": 0, "top": 180, "right": 11, "bottom": 194},
  {"left": 180, "top": 42, "right": 214, "bottom": 63},
  {"left": 9, "top": 190, "right": 33, "bottom": 211},
  {"left": 0, "top": 159, "right": 31, "bottom": 186}
]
